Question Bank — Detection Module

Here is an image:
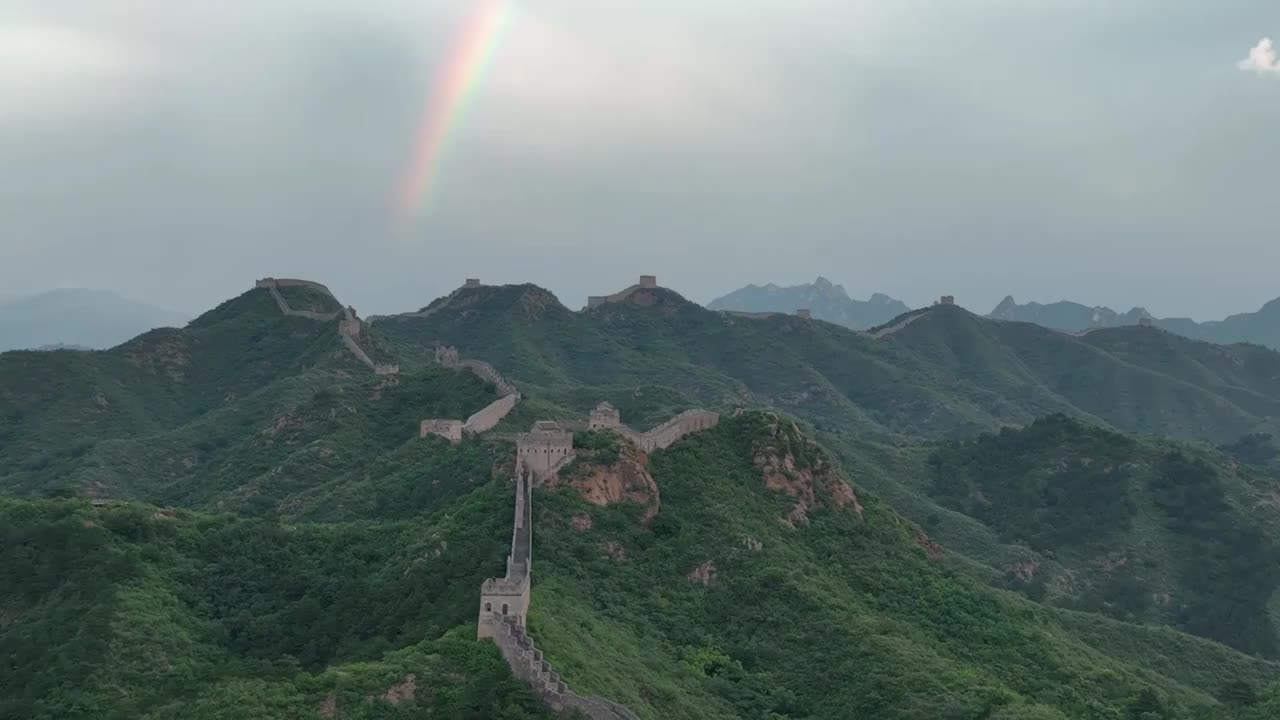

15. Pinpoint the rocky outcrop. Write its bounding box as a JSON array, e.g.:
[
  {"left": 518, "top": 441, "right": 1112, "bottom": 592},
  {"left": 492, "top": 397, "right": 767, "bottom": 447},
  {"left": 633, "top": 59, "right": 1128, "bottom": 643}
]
[
  {"left": 562, "top": 444, "right": 661, "bottom": 526},
  {"left": 752, "top": 417, "right": 863, "bottom": 527}
]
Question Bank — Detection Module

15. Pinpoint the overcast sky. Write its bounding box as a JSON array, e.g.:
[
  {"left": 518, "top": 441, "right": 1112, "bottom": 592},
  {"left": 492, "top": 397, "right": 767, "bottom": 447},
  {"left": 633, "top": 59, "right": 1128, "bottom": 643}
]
[{"left": 1, "top": 1, "right": 1277, "bottom": 319}]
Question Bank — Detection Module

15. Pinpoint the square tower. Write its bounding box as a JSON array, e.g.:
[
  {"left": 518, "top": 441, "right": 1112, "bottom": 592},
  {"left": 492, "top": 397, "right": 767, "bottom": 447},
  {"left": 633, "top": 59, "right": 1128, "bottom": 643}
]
[
  {"left": 589, "top": 401, "right": 621, "bottom": 429},
  {"left": 639, "top": 275, "right": 657, "bottom": 289}
]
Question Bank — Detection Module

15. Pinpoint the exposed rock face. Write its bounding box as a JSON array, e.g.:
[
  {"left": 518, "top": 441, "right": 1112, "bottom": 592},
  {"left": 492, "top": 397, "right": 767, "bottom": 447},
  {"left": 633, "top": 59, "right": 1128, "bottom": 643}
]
[
  {"left": 687, "top": 560, "right": 717, "bottom": 585},
  {"left": 751, "top": 417, "right": 863, "bottom": 527},
  {"left": 563, "top": 444, "right": 661, "bottom": 526},
  {"left": 382, "top": 673, "right": 416, "bottom": 705},
  {"left": 319, "top": 692, "right": 337, "bottom": 718},
  {"left": 572, "top": 513, "right": 593, "bottom": 531}
]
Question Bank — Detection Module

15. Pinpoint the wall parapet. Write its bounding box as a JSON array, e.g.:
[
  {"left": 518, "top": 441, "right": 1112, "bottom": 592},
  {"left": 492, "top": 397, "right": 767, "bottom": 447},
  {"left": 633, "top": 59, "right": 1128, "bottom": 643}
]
[
  {"left": 588, "top": 402, "right": 719, "bottom": 454},
  {"left": 435, "top": 346, "right": 520, "bottom": 398},
  {"left": 491, "top": 615, "right": 640, "bottom": 720}
]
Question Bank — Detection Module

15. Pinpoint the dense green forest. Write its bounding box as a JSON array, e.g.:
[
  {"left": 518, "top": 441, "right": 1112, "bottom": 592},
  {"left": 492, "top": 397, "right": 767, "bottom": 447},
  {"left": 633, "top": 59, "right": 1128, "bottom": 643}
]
[{"left": 5, "top": 282, "right": 1280, "bottom": 719}]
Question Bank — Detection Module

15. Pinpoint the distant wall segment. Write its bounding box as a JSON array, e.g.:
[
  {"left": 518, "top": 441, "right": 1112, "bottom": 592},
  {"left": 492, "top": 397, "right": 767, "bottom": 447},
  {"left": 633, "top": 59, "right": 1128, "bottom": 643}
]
[{"left": 254, "top": 278, "right": 398, "bottom": 374}]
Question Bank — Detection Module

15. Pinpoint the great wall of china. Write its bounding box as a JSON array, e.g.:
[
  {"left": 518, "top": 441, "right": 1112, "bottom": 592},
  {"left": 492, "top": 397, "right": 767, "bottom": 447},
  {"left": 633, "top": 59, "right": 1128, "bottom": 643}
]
[
  {"left": 409, "top": 335, "right": 718, "bottom": 718},
  {"left": 252, "top": 275, "right": 773, "bottom": 717},
  {"left": 255, "top": 278, "right": 400, "bottom": 375},
  {"left": 475, "top": 398, "right": 718, "bottom": 720}
]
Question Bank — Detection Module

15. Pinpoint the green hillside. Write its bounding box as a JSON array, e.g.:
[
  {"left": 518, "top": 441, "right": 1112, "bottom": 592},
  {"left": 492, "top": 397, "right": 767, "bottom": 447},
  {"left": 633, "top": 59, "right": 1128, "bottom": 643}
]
[
  {"left": 5, "top": 280, "right": 1280, "bottom": 720},
  {"left": 927, "top": 414, "right": 1280, "bottom": 656},
  {"left": 375, "top": 284, "right": 1280, "bottom": 442}
]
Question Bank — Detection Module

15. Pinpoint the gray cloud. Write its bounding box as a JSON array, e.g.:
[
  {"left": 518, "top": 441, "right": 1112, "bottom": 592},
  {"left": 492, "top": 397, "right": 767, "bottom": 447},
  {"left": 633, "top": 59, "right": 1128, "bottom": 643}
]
[{"left": 0, "top": 1, "right": 1278, "bottom": 319}]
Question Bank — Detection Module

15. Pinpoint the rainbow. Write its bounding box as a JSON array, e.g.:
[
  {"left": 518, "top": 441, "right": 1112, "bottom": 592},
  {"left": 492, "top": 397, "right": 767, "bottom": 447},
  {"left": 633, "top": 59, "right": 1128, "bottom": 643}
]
[{"left": 396, "top": 0, "right": 514, "bottom": 226}]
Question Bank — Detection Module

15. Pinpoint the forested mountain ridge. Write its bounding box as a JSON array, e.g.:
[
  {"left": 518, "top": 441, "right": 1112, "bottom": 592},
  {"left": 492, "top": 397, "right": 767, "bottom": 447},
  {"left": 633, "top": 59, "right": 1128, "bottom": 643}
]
[
  {"left": 5, "top": 278, "right": 1280, "bottom": 719},
  {"left": 375, "top": 281, "right": 1280, "bottom": 443}
]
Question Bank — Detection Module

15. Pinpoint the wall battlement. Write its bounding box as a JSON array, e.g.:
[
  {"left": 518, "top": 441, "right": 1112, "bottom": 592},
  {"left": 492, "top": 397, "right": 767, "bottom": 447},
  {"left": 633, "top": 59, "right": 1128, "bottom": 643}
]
[
  {"left": 589, "top": 402, "right": 720, "bottom": 453},
  {"left": 582, "top": 275, "right": 660, "bottom": 311},
  {"left": 420, "top": 346, "right": 522, "bottom": 441},
  {"left": 490, "top": 615, "right": 640, "bottom": 720}
]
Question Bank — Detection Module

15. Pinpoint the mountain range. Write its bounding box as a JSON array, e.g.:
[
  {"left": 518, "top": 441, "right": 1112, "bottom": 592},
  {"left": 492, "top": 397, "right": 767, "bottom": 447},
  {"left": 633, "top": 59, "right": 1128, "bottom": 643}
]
[
  {"left": 707, "top": 277, "right": 910, "bottom": 330},
  {"left": 709, "top": 279, "right": 1280, "bottom": 351},
  {"left": 0, "top": 288, "right": 189, "bottom": 352},
  {"left": 4, "top": 277, "right": 1280, "bottom": 719}
]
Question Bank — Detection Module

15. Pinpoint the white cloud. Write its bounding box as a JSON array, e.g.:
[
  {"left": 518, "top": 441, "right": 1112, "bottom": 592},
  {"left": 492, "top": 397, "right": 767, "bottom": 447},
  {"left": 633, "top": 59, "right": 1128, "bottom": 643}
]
[
  {"left": 1238, "top": 37, "right": 1280, "bottom": 75},
  {"left": 0, "top": 22, "right": 145, "bottom": 121}
]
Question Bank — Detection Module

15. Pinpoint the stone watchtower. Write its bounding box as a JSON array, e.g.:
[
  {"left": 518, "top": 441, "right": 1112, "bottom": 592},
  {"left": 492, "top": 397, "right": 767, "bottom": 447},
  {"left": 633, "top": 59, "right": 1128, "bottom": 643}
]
[
  {"left": 796, "top": 308, "right": 812, "bottom": 319},
  {"left": 589, "top": 401, "right": 621, "bottom": 430},
  {"left": 465, "top": 278, "right": 482, "bottom": 288},
  {"left": 516, "top": 421, "right": 574, "bottom": 485},
  {"left": 638, "top": 275, "right": 657, "bottom": 289}
]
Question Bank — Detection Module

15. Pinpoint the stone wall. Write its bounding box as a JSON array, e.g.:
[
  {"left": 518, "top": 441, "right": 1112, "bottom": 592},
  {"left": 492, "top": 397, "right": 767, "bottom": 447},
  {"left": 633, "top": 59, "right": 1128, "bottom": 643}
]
[
  {"left": 338, "top": 306, "right": 361, "bottom": 338},
  {"left": 632, "top": 409, "right": 719, "bottom": 452},
  {"left": 420, "top": 419, "right": 464, "bottom": 442},
  {"left": 490, "top": 615, "right": 639, "bottom": 720},
  {"left": 464, "top": 394, "right": 520, "bottom": 433},
  {"left": 256, "top": 278, "right": 342, "bottom": 321},
  {"left": 583, "top": 275, "right": 660, "bottom": 311},
  {"left": 593, "top": 404, "right": 719, "bottom": 454},
  {"left": 436, "top": 345, "right": 519, "bottom": 398},
  {"left": 340, "top": 335, "right": 376, "bottom": 369}
]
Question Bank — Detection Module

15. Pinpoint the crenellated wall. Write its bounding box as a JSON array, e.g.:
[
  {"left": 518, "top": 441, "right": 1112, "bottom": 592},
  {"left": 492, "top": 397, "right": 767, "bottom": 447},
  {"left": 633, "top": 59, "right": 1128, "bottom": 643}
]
[
  {"left": 629, "top": 409, "right": 720, "bottom": 452},
  {"left": 420, "top": 347, "right": 521, "bottom": 441},
  {"left": 435, "top": 346, "right": 520, "bottom": 398},
  {"left": 480, "top": 464, "right": 638, "bottom": 720},
  {"left": 589, "top": 403, "right": 720, "bottom": 454},
  {"left": 490, "top": 615, "right": 639, "bottom": 720}
]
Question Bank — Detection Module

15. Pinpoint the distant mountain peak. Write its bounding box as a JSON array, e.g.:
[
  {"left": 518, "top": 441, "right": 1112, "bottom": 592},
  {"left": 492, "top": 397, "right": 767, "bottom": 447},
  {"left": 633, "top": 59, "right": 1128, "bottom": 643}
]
[
  {"left": 708, "top": 278, "right": 909, "bottom": 331},
  {"left": 0, "top": 288, "right": 189, "bottom": 352}
]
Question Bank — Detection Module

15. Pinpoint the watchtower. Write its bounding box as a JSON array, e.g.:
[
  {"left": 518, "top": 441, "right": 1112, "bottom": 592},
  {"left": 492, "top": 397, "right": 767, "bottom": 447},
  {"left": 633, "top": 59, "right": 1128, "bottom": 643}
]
[
  {"left": 639, "top": 275, "right": 657, "bottom": 289},
  {"left": 516, "top": 421, "right": 574, "bottom": 484},
  {"left": 589, "top": 401, "right": 621, "bottom": 429},
  {"left": 464, "top": 278, "right": 482, "bottom": 288},
  {"left": 796, "top": 308, "right": 812, "bottom": 319}
]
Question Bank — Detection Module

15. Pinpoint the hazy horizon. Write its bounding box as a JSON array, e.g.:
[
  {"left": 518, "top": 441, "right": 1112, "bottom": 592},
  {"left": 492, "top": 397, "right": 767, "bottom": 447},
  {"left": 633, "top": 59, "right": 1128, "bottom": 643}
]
[{"left": 3, "top": 1, "right": 1277, "bottom": 320}]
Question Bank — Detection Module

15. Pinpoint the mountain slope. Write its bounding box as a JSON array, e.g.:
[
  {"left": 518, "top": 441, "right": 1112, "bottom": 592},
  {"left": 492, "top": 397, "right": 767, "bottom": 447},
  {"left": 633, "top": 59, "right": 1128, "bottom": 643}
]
[
  {"left": 0, "top": 288, "right": 379, "bottom": 497},
  {"left": 926, "top": 414, "right": 1280, "bottom": 657},
  {"left": 6, "top": 415, "right": 1280, "bottom": 720},
  {"left": 8, "top": 279, "right": 1280, "bottom": 719},
  {"left": 0, "top": 289, "right": 189, "bottom": 352},
  {"left": 0, "top": 496, "right": 551, "bottom": 720},
  {"left": 708, "top": 277, "right": 910, "bottom": 330}
]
